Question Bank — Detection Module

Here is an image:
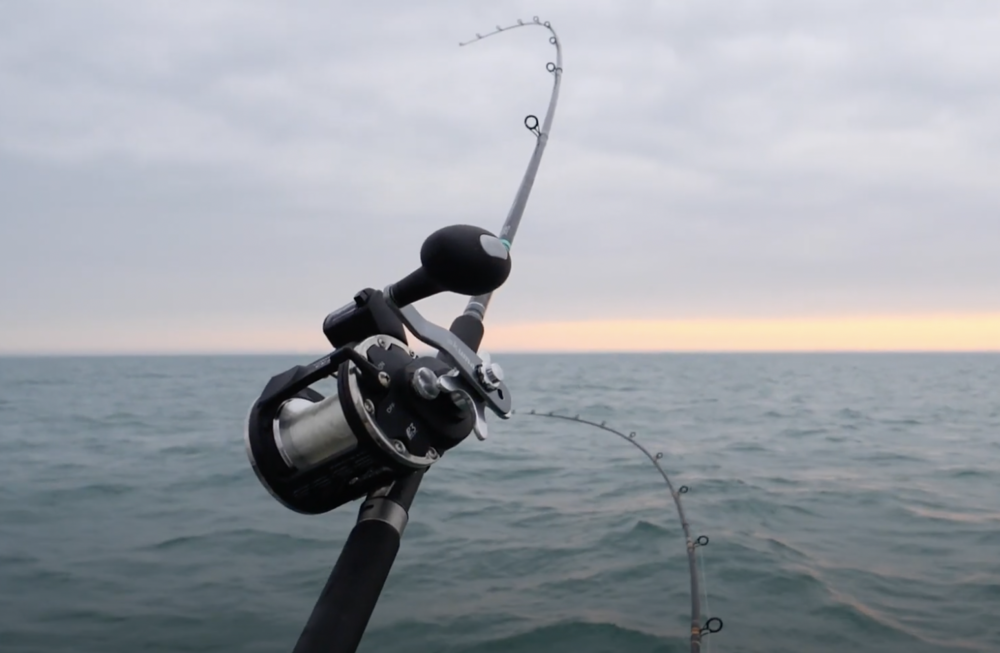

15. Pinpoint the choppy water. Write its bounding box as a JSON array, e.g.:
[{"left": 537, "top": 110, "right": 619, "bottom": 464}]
[{"left": 1, "top": 353, "right": 999, "bottom": 653}]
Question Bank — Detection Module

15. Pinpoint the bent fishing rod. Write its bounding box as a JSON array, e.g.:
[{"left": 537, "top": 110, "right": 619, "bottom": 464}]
[
  {"left": 242, "top": 19, "right": 719, "bottom": 653},
  {"left": 241, "top": 19, "right": 560, "bottom": 653}
]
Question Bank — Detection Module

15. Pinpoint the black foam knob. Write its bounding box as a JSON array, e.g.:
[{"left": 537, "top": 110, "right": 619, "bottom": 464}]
[
  {"left": 387, "top": 225, "right": 512, "bottom": 308},
  {"left": 421, "top": 225, "right": 510, "bottom": 295}
]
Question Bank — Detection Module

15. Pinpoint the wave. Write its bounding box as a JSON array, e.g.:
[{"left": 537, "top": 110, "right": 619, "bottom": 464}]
[
  {"left": 454, "top": 619, "right": 679, "bottom": 653},
  {"left": 756, "top": 534, "right": 812, "bottom": 561},
  {"left": 780, "top": 427, "right": 829, "bottom": 438},
  {"left": 880, "top": 418, "right": 923, "bottom": 426},
  {"left": 954, "top": 574, "right": 1000, "bottom": 601},
  {"left": 819, "top": 585, "right": 984, "bottom": 650},
  {"left": 725, "top": 441, "right": 769, "bottom": 453},
  {"left": 40, "top": 482, "right": 135, "bottom": 500},
  {"left": 863, "top": 450, "right": 925, "bottom": 463},
  {"left": 630, "top": 519, "right": 670, "bottom": 536},
  {"left": 500, "top": 465, "right": 566, "bottom": 480},
  {"left": 576, "top": 519, "right": 680, "bottom": 552},
  {"left": 157, "top": 444, "right": 210, "bottom": 456},
  {"left": 901, "top": 505, "right": 1000, "bottom": 525},
  {"left": 942, "top": 467, "right": 997, "bottom": 480},
  {"left": 361, "top": 613, "right": 686, "bottom": 653},
  {"left": 761, "top": 475, "right": 802, "bottom": 486},
  {"left": 144, "top": 527, "right": 326, "bottom": 552}
]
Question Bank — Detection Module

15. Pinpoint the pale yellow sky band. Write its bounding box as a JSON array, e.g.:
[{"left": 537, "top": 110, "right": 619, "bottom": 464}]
[
  {"left": 6, "top": 314, "right": 997, "bottom": 354},
  {"left": 481, "top": 314, "right": 1000, "bottom": 352}
]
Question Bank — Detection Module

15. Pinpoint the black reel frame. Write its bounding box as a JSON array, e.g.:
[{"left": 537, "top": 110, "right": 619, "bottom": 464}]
[{"left": 246, "top": 290, "right": 480, "bottom": 515}]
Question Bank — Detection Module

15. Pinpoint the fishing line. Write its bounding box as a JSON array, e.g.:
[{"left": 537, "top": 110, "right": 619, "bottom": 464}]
[
  {"left": 517, "top": 410, "right": 724, "bottom": 652},
  {"left": 699, "top": 541, "right": 713, "bottom": 653}
]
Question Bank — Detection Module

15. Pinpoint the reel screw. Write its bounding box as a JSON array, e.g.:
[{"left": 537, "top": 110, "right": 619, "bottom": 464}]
[
  {"left": 412, "top": 367, "right": 441, "bottom": 400},
  {"left": 378, "top": 371, "right": 391, "bottom": 388},
  {"left": 449, "top": 391, "right": 471, "bottom": 410},
  {"left": 377, "top": 337, "right": 388, "bottom": 348},
  {"left": 475, "top": 351, "right": 504, "bottom": 390},
  {"left": 392, "top": 440, "right": 407, "bottom": 453},
  {"left": 363, "top": 399, "right": 375, "bottom": 414},
  {"left": 426, "top": 448, "right": 439, "bottom": 460}
]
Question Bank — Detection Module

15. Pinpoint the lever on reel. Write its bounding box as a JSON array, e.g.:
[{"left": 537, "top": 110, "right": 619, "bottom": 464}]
[{"left": 244, "top": 224, "right": 513, "bottom": 515}]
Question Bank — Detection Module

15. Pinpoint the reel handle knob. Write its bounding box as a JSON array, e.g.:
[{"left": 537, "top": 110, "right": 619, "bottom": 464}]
[{"left": 387, "top": 225, "right": 511, "bottom": 307}]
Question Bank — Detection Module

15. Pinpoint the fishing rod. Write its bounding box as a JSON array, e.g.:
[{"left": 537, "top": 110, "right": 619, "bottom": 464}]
[
  {"left": 242, "top": 18, "right": 723, "bottom": 653},
  {"left": 459, "top": 16, "right": 562, "bottom": 323},
  {"left": 518, "top": 411, "right": 724, "bottom": 652},
  {"left": 242, "top": 18, "right": 561, "bottom": 653}
]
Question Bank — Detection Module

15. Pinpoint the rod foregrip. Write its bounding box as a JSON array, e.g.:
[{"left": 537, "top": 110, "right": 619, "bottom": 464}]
[
  {"left": 292, "top": 519, "right": 402, "bottom": 653},
  {"left": 292, "top": 472, "right": 425, "bottom": 653}
]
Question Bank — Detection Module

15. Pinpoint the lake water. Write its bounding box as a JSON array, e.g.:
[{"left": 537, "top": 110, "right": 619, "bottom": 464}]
[{"left": 1, "top": 353, "right": 998, "bottom": 652}]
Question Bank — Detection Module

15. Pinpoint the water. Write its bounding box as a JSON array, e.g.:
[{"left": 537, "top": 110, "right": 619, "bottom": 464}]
[{"left": 1, "top": 353, "right": 998, "bottom": 653}]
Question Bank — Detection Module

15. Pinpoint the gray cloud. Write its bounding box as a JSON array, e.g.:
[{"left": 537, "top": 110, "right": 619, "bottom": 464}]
[{"left": 2, "top": 0, "right": 999, "bottom": 352}]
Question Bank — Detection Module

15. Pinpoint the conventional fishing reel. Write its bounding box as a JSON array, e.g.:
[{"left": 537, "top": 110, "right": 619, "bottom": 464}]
[{"left": 244, "top": 224, "right": 514, "bottom": 514}]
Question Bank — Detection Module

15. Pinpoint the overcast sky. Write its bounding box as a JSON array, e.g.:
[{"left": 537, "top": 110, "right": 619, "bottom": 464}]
[{"left": 2, "top": 1, "right": 998, "bottom": 353}]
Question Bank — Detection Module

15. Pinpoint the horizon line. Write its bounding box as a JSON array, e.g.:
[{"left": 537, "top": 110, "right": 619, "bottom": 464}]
[{"left": 3, "top": 349, "right": 999, "bottom": 358}]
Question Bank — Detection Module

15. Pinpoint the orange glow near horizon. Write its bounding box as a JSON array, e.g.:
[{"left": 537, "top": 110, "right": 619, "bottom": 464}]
[
  {"left": 3, "top": 314, "right": 999, "bottom": 355},
  {"left": 480, "top": 314, "right": 1000, "bottom": 352}
]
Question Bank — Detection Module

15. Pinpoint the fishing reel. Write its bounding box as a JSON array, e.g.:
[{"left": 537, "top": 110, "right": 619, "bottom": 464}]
[{"left": 244, "top": 224, "right": 514, "bottom": 514}]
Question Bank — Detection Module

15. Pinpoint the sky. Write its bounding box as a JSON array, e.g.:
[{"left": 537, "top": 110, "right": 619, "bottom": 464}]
[{"left": 1, "top": 0, "right": 998, "bottom": 354}]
